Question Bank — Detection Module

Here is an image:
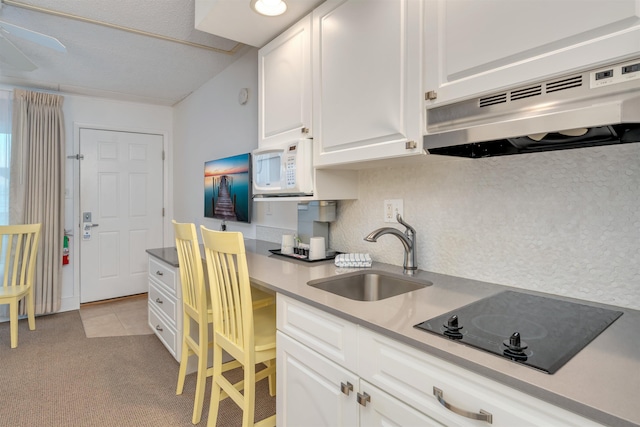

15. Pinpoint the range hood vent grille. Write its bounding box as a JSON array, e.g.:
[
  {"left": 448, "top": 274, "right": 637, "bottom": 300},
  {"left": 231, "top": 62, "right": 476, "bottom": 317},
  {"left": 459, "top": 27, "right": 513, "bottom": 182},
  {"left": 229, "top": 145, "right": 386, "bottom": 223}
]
[
  {"left": 546, "top": 75, "right": 583, "bottom": 93},
  {"left": 479, "top": 74, "right": 583, "bottom": 108},
  {"left": 510, "top": 85, "right": 542, "bottom": 101},
  {"left": 479, "top": 93, "right": 507, "bottom": 107}
]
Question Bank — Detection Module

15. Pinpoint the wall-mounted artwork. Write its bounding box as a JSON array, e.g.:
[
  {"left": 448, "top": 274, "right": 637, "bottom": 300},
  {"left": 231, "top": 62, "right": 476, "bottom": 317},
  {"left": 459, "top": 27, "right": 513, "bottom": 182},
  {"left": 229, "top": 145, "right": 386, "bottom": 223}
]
[{"left": 204, "top": 153, "right": 251, "bottom": 223}]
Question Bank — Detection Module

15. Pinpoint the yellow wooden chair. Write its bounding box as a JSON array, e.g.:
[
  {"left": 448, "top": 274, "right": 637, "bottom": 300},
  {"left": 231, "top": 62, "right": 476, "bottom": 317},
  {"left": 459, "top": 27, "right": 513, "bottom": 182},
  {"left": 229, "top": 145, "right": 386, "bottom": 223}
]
[
  {"left": 200, "top": 226, "right": 276, "bottom": 427},
  {"left": 0, "top": 223, "right": 41, "bottom": 348},
  {"left": 172, "top": 220, "right": 274, "bottom": 424}
]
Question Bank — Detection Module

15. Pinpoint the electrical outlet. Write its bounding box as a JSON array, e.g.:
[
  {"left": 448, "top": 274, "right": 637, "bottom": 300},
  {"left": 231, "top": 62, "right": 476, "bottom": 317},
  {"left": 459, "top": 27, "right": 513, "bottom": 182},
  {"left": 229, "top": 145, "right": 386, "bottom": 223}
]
[{"left": 384, "top": 199, "right": 403, "bottom": 223}]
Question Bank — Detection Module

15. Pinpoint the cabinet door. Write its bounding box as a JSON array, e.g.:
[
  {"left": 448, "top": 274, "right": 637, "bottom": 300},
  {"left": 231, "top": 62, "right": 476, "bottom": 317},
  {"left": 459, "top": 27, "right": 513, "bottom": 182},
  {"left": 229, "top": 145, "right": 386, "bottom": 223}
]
[
  {"left": 277, "top": 332, "right": 359, "bottom": 427},
  {"left": 313, "top": 0, "right": 423, "bottom": 167},
  {"left": 424, "top": 0, "right": 640, "bottom": 107},
  {"left": 359, "top": 380, "right": 445, "bottom": 427},
  {"left": 258, "top": 14, "right": 312, "bottom": 147}
]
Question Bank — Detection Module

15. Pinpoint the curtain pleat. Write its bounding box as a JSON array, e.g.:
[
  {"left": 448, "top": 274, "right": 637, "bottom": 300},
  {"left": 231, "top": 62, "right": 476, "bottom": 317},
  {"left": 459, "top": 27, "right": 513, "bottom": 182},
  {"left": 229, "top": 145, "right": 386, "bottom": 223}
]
[{"left": 10, "top": 89, "right": 65, "bottom": 315}]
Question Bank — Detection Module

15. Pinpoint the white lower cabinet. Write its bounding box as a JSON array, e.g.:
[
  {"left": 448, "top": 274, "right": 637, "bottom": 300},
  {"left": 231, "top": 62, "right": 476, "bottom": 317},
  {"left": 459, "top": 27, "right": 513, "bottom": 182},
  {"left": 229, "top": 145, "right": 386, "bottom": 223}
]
[
  {"left": 147, "top": 255, "right": 183, "bottom": 362},
  {"left": 277, "top": 294, "right": 603, "bottom": 427}
]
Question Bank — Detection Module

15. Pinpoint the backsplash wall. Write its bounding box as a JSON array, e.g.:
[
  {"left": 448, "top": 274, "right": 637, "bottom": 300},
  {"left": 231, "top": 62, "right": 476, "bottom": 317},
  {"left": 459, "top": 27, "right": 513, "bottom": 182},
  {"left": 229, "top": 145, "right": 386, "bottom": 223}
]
[{"left": 331, "top": 143, "right": 640, "bottom": 310}]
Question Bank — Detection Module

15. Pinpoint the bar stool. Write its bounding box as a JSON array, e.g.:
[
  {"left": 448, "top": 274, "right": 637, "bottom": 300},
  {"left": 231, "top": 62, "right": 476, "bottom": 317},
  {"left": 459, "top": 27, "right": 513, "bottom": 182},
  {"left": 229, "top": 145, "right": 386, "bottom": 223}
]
[{"left": 200, "top": 226, "right": 276, "bottom": 427}]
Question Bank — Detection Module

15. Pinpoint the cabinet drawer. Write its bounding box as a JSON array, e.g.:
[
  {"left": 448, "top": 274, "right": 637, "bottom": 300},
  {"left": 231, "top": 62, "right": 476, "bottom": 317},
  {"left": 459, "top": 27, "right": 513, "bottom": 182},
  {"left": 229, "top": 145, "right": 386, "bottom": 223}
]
[
  {"left": 358, "top": 328, "right": 601, "bottom": 427},
  {"left": 149, "top": 305, "right": 177, "bottom": 358},
  {"left": 148, "top": 282, "right": 178, "bottom": 327},
  {"left": 149, "top": 256, "right": 178, "bottom": 294},
  {"left": 277, "top": 294, "right": 358, "bottom": 372}
]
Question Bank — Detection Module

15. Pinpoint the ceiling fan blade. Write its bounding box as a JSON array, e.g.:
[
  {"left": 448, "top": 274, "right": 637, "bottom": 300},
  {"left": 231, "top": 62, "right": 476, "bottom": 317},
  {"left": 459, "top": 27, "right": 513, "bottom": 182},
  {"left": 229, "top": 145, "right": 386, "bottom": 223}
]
[
  {"left": 0, "top": 35, "right": 37, "bottom": 71},
  {"left": 0, "top": 20, "right": 66, "bottom": 52}
]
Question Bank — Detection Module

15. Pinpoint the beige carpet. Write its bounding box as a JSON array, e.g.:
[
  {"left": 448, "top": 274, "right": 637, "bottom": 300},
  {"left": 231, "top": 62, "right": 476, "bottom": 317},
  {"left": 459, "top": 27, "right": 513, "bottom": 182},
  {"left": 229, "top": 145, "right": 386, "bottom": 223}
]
[{"left": 0, "top": 311, "right": 276, "bottom": 426}]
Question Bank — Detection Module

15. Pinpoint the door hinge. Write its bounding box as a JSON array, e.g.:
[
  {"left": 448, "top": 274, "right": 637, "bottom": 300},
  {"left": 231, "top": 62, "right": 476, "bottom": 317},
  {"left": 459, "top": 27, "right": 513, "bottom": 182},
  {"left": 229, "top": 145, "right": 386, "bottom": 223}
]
[
  {"left": 425, "top": 90, "right": 438, "bottom": 101},
  {"left": 67, "top": 154, "right": 84, "bottom": 160},
  {"left": 162, "top": 151, "right": 165, "bottom": 160},
  {"left": 162, "top": 208, "right": 165, "bottom": 217}
]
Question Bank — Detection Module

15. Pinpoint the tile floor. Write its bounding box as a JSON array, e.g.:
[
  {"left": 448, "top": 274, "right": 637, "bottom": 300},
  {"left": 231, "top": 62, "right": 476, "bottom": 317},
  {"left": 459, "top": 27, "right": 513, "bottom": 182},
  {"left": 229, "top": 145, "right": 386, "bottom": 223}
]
[{"left": 79, "top": 294, "right": 152, "bottom": 338}]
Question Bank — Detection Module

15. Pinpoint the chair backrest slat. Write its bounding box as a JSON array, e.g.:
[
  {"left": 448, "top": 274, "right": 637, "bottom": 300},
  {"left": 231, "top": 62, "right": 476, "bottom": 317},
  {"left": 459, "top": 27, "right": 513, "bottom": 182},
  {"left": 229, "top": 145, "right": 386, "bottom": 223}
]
[{"left": 0, "top": 224, "right": 41, "bottom": 290}]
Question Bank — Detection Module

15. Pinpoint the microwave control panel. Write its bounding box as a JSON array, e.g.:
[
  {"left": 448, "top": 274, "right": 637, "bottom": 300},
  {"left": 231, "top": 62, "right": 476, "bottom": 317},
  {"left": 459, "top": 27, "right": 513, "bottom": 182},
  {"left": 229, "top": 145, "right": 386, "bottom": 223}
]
[{"left": 285, "top": 153, "right": 296, "bottom": 187}]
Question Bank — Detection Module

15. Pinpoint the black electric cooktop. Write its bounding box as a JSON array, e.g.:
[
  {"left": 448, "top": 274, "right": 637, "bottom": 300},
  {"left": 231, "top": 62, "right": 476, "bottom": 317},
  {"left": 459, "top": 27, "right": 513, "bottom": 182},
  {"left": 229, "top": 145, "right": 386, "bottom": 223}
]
[{"left": 414, "top": 291, "right": 623, "bottom": 374}]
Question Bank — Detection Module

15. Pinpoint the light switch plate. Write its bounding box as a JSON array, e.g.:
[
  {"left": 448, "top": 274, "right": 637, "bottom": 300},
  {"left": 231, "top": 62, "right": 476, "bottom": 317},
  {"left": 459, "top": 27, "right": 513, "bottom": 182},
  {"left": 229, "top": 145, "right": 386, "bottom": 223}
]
[{"left": 384, "top": 199, "right": 403, "bottom": 223}]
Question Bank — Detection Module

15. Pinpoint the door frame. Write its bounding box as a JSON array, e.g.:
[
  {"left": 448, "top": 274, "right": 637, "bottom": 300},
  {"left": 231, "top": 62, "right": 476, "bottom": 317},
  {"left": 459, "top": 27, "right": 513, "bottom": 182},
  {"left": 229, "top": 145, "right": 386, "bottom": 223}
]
[{"left": 63, "top": 122, "right": 172, "bottom": 312}]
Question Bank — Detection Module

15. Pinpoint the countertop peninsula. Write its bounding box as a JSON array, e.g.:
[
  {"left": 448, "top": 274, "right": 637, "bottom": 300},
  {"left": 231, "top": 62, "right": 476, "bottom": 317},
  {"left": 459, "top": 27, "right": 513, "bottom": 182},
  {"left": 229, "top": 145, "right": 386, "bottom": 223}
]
[{"left": 148, "top": 240, "right": 640, "bottom": 427}]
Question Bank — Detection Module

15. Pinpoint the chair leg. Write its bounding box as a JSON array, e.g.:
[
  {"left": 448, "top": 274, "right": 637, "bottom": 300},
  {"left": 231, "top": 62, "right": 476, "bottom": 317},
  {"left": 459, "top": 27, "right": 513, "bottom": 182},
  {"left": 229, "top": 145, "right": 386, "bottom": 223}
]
[
  {"left": 176, "top": 315, "right": 190, "bottom": 395},
  {"left": 192, "top": 327, "right": 209, "bottom": 424},
  {"left": 9, "top": 299, "right": 18, "bottom": 348},
  {"left": 264, "top": 360, "right": 276, "bottom": 397},
  {"left": 26, "top": 291, "right": 36, "bottom": 331},
  {"left": 207, "top": 344, "right": 224, "bottom": 427},
  {"left": 242, "top": 361, "right": 256, "bottom": 427}
]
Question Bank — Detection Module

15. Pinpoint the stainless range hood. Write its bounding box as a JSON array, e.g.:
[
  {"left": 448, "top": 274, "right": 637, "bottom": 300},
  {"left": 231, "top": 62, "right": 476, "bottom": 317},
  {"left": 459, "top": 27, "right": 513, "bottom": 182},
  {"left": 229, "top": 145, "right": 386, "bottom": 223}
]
[{"left": 423, "top": 58, "right": 640, "bottom": 158}]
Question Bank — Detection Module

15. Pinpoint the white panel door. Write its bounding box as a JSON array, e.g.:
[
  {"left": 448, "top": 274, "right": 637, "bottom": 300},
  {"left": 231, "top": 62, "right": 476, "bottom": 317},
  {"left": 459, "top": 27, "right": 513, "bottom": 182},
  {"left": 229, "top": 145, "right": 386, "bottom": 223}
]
[{"left": 80, "top": 128, "right": 163, "bottom": 303}]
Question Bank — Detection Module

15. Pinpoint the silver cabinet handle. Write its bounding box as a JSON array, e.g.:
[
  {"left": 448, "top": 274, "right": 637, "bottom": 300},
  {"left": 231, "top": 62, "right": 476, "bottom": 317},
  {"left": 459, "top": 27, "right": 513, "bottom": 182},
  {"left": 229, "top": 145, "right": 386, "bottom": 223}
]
[
  {"left": 155, "top": 271, "right": 164, "bottom": 276},
  {"left": 356, "top": 392, "right": 370, "bottom": 407},
  {"left": 340, "top": 382, "right": 353, "bottom": 396},
  {"left": 155, "top": 325, "right": 163, "bottom": 332},
  {"left": 433, "top": 387, "right": 492, "bottom": 424},
  {"left": 155, "top": 297, "right": 163, "bottom": 304}
]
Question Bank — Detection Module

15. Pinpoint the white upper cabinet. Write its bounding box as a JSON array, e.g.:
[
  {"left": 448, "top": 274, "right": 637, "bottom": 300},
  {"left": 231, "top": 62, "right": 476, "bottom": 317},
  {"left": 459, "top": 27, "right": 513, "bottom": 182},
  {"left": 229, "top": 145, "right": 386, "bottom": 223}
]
[
  {"left": 258, "top": 14, "right": 313, "bottom": 148},
  {"left": 312, "top": 0, "right": 424, "bottom": 168},
  {"left": 423, "top": 0, "right": 640, "bottom": 108}
]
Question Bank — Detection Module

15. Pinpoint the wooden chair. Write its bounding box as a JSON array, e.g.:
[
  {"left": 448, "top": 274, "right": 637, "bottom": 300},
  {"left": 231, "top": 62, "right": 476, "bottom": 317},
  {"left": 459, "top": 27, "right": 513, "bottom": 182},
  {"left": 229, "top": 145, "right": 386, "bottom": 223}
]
[
  {"left": 200, "top": 226, "right": 276, "bottom": 427},
  {"left": 172, "top": 221, "right": 274, "bottom": 424},
  {"left": 0, "top": 223, "right": 41, "bottom": 348}
]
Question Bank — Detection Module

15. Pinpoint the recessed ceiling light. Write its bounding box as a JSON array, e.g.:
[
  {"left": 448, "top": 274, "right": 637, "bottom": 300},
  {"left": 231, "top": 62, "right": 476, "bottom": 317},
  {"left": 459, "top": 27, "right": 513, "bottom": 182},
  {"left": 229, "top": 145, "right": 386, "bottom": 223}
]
[{"left": 251, "top": 0, "right": 287, "bottom": 17}]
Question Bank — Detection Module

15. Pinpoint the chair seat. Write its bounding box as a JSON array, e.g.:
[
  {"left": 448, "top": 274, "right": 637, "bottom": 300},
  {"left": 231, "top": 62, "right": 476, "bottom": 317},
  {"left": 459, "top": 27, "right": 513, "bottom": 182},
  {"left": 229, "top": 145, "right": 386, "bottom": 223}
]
[
  {"left": 0, "top": 286, "right": 30, "bottom": 298},
  {"left": 253, "top": 304, "right": 276, "bottom": 353},
  {"left": 250, "top": 286, "right": 275, "bottom": 310}
]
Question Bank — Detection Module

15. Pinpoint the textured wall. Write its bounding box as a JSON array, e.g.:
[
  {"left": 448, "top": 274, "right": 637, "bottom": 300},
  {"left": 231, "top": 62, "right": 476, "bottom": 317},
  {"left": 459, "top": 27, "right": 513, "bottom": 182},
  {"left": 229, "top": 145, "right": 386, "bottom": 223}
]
[{"left": 331, "top": 143, "right": 640, "bottom": 310}]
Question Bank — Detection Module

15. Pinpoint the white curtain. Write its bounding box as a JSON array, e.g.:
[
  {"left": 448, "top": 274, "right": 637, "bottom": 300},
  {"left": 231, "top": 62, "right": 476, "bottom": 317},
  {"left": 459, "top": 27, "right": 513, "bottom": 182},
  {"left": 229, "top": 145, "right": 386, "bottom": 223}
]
[{"left": 10, "top": 89, "right": 65, "bottom": 315}]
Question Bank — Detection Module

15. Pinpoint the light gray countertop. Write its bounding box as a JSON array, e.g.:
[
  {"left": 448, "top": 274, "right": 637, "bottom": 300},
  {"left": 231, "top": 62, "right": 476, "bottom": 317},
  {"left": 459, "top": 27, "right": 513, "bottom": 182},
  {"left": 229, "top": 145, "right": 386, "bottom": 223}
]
[{"left": 148, "top": 241, "right": 640, "bottom": 426}]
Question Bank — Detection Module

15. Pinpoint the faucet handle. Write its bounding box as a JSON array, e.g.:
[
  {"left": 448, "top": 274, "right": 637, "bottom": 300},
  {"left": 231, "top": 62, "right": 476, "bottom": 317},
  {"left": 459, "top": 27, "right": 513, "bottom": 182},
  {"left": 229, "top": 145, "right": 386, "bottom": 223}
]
[{"left": 396, "top": 214, "right": 415, "bottom": 234}]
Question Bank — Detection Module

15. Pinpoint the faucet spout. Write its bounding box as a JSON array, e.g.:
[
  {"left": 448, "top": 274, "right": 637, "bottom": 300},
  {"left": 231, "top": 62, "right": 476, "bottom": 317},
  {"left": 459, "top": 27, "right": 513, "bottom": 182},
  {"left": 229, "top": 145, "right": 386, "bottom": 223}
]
[{"left": 364, "top": 214, "right": 417, "bottom": 274}]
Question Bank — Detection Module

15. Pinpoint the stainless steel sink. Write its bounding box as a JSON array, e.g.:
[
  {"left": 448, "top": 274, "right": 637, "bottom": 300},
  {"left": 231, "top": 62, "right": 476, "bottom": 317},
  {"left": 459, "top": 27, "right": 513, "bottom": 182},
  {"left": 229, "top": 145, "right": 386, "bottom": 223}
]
[{"left": 307, "top": 270, "right": 431, "bottom": 301}]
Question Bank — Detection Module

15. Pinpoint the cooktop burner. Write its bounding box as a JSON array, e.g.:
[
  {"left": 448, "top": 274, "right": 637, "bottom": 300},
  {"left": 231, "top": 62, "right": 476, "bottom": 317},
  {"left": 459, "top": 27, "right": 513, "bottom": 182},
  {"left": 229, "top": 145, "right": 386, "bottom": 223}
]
[{"left": 414, "top": 291, "right": 623, "bottom": 374}]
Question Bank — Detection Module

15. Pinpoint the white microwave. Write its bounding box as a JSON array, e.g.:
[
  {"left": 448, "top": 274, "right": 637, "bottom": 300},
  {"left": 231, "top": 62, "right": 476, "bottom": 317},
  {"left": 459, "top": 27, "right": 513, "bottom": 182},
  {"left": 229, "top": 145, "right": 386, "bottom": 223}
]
[{"left": 252, "top": 138, "right": 314, "bottom": 197}]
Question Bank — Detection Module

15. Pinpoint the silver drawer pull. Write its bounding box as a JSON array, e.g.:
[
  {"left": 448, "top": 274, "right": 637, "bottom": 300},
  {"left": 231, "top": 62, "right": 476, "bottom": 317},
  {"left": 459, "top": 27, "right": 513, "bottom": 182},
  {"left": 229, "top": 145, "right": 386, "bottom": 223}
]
[
  {"left": 155, "top": 297, "right": 163, "bottom": 304},
  {"left": 340, "top": 382, "right": 353, "bottom": 396},
  {"left": 356, "top": 392, "right": 370, "bottom": 407},
  {"left": 155, "top": 271, "right": 164, "bottom": 276},
  {"left": 155, "top": 325, "right": 163, "bottom": 332},
  {"left": 434, "top": 387, "right": 492, "bottom": 424}
]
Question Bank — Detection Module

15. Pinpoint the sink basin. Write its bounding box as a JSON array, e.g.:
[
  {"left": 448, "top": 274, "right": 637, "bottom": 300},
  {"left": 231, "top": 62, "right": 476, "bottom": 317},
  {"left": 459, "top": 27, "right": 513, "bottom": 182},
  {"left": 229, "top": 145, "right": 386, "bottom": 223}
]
[{"left": 307, "top": 270, "right": 431, "bottom": 301}]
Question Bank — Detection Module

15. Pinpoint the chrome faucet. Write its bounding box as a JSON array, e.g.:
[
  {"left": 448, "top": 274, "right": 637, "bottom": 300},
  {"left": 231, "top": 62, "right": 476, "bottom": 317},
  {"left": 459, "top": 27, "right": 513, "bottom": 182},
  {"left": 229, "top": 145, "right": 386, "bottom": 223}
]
[{"left": 364, "top": 214, "right": 417, "bottom": 275}]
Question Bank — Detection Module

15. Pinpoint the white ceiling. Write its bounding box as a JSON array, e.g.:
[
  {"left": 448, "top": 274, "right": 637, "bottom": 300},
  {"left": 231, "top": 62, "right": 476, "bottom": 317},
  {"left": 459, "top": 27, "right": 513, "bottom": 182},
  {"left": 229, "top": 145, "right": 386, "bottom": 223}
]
[{"left": 0, "top": 0, "right": 320, "bottom": 106}]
